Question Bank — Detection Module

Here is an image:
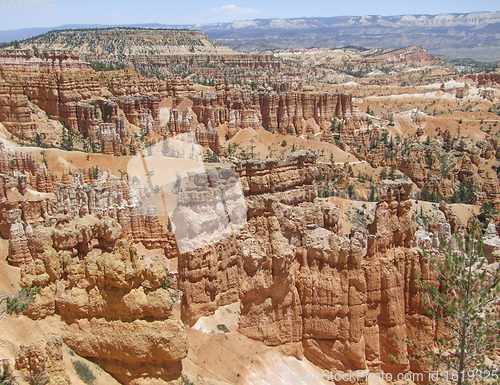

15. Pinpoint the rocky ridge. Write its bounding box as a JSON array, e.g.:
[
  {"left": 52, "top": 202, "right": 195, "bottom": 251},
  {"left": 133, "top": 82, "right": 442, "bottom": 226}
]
[
  {"left": 0, "top": 48, "right": 170, "bottom": 144},
  {"left": 21, "top": 28, "right": 281, "bottom": 78},
  {"left": 190, "top": 81, "right": 363, "bottom": 140},
  {"left": 174, "top": 152, "right": 449, "bottom": 379},
  {"left": 361, "top": 46, "right": 436, "bottom": 65}
]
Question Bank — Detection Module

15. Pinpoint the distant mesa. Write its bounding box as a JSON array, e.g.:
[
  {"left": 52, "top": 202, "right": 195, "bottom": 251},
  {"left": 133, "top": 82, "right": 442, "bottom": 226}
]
[{"left": 17, "top": 27, "right": 281, "bottom": 78}]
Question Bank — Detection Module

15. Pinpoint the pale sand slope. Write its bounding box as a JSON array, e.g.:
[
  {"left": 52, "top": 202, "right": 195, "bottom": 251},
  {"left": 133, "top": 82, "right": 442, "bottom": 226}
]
[
  {"left": 183, "top": 326, "right": 330, "bottom": 385},
  {"left": 184, "top": 302, "right": 416, "bottom": 385},
  {"left": 230, "top": 127, "right": 360, "bottom": 163},
  {"left": 183, "top": 302, "right": 329, "bottom": 384}
]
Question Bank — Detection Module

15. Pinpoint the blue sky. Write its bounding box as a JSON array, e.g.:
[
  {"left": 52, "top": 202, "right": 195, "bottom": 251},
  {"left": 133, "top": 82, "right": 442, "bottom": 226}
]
[{"left": 1, "top": 0, "right": 499, "bottom": 30}]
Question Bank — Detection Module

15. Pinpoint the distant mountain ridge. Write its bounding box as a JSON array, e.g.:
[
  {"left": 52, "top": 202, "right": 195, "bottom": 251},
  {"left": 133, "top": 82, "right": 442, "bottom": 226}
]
[
  {"left": 195, "top": 11, "right": 500, "bottom": 30},
  {"left": 196, "top": 12, "right": 500, "bottom": 60},
  {"left": 1, "top": 11, "right": 500, "bottom": 60}
]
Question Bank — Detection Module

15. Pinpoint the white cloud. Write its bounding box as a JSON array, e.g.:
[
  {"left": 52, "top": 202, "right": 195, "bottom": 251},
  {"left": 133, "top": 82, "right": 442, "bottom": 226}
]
[{"left": 214, "top": 4, "right": 260, "bottom": 16}]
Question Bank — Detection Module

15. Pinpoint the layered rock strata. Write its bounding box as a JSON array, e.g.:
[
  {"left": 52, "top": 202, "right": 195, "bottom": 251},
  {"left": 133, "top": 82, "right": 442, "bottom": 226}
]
[
  {"left": 24, "top": 28, "right": 281, "bottom": 77},
  {"left": 0, "top": 49, "right": 172, "bottom": 147},
  {"left": 15, "top": 337, "right": 70, "bottom": 385},
  {"left": 177, "top": 152, "right": 441, "bottom": 380},
  {"left": 20, "top": 233, "right": 187, "bottom": 385},
  {"left": 0, "top": 47, "right": 370, "bottom": 160},
  {"left": 177, "top": 151, "right": 319, "bottom": 324},
  {"left": 466, "top": 71, "right": 500, "bottom": 87},
  {"left": 190, "top": 84, "right": 363, "bottom": 139}
]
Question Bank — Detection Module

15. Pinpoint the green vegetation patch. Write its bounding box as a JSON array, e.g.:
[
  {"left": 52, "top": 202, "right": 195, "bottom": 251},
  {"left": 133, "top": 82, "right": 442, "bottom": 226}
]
[{"left": 72, "top": 360, "right": 96, "bottom": 385}]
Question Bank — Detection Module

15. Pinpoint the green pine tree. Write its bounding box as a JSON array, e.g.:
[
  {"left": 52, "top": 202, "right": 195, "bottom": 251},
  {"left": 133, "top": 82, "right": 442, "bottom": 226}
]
[{"left": 413, "top": 221, "right": 500, "bottom": 384}]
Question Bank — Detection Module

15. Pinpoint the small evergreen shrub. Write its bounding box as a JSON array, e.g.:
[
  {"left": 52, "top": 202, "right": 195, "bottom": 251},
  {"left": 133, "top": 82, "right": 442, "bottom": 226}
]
[{"left": 72, "top": 361, "right": 96, "bottom": 385}]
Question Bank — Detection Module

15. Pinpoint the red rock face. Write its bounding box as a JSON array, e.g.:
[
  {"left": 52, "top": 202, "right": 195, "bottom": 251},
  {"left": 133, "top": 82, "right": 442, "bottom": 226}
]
[
  {"left": 190, "top": 86, "right": 362, "bottom": 139},
  {"left": 238, "top": 206, "right": 303, "bottom": 346},
  {"left": 195, "top": 124, "right": 220, "bottom": 152},
  {"left": 19, "top": 236, "right": 187, "bottom": 385},
  {"left": 169, "top": 109, "right": 193, "bottom": 134},
  {"left": 0, "top": 49, "right": 171, "bottom": 154},
  {"left": 112, "top": 95, "right": 161, "bottom": 132},
  {"left": 0, "top": 49, "right": 96, "bottom": 139},
  {"left": 367, "top": 180, "right": 415, "bottom": 254},
  {"left": 476, "top": 72, "right": 500, "bottom": 87},
  {"left": 0, "top": 49, "right": 367, "bottom": 162},
  {"left": 175, "top": 152, "right": 440, "bottom": 377},
  {"left": 35, "top": 166, "right": 56, "bottom": 193},
  {"left": 99, "top": 123, "right": 121, "bottom": 155},
  {"left": 362, "top": 45, "right": 436, "bottom": 65},
  {"left": 478, "top": 175, "right": 500, "bottom": 211},
  {"left": 234, "top": 150, "right": 319, "bottom": 194},
  {"left": 15, "top": 337, "right": 70, "bottom": 385}
]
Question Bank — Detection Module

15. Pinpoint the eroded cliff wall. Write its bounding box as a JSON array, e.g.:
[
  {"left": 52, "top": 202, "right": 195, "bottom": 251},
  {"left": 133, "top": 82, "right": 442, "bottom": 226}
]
[
  {"left": 176, "top": 152, "right": 435, "bottom": 379},
  {"left": 19, "top": 223, "right": 187, "bottom": 385}
]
